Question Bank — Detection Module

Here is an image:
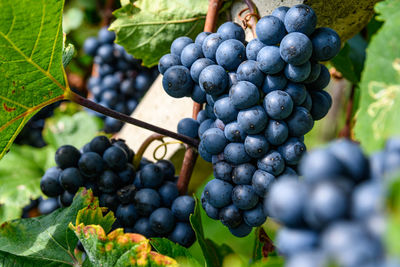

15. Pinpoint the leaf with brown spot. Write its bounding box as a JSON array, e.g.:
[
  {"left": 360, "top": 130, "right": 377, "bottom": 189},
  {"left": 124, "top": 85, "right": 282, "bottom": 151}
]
[{"left": 0, "top": 0, "right": 69, "bottom": 160}]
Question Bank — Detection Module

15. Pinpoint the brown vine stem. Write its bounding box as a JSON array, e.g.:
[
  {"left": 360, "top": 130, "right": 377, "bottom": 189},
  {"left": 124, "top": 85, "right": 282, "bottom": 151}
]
[
  {"left": 102, "top": 0, "right": 116, "bottom": 26},
  {"left": 177, "top": 0, "right": 223, "bottom": 195},
  {"left": 242, "top": 0, "right": 259, "bottom": 38},
  {"left": 133, "top": 133, "right": 165, "bottom": 169},
  {"left": 339, "top": 83, "right": 356, "bottom": 139},
  {"left": 68, "top": 91, "right": 200, "bottom": 147}
]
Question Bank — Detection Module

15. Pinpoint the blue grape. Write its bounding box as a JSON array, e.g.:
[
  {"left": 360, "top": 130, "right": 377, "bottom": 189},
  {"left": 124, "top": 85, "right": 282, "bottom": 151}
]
[
  {"left": 246, "top": 38, "right": 265, "bottom": 61},
  {"left": 59, "top": 191, "right": 75, "bottom": 207},
  {"left": 271, "top": 6, "right": 289, "bottom": 22},
  {"left": 98, "top": 27, "right": 115, "bottom": 44},
  {"left": 97, "top": 44, "right": 114, "bottom": 63},
  {"left": 229, "top": 221, "right": 252, "bottom": 237},
  {"left": 99, "top": 193, "right": 120, "bottom": 211},
  {"left": 59, "top": 167, "right": 83, "bottom": 193},
  {"left": 262, "top": 73, "right": 288, "bottom": 94},
  {"left": 149, "top": 208, "right": 175, "bottom": 234},
  {"left": 191, "top": 84, "right": 207, "bottom": 104},
  {"left": 284, "top": 4, "right": 317, "bottom": 36},
  {"left": 171, "top": 196, "right": 195, "bottom": 222},
  {"left": 197, "top": 110, "right": 207, "bottom": 123},
  {"left": 310, "top": 90, "right": 332, "bottom": 120},
  {"left": 243, "top": 203, "right": 267, "bottom": 227},
  {"left": 278, "top": 137, "right": 306, "bottom": 165},
  {"left": 133, "top": 218, "right": 156, "bottom": 237},
  {"left": 198, "top": 119, "right": 214, "bottom": 138},
  {"left": 205, "top": 104, "right": 216, "bottom": 120},
  {"left": 244, "top": 135, "right": 269, "bottom": 159},
  {"left": 304, "top": 62, "right": 321, "bottom": 83},
  {"left": 285, "top": 251, "right": 327, "bottom": 267},
  {"left": 203, "top": 179, "right": 233, "bottom": 208},
  {"left": 40, "top": 167, "right": 63, "bottom": 197},
  {"left": 284, "top": 61, "right": 311, "bottom": 82},
  {"left": 311, "top": 27, "right": 341, "bottom": 61},
  {"left": 55, "top": 145, "right": 81, "bottom": 169},
  {"left": 201, "top": 192, "right": 219, "bottom": 219},
  {"left": 301, "top": 91, "right": 313, "bottom": 111},
  {"left": 232, "top": 185, "right": 259, "bottom": 210},
  {"left": 83, "top": 37, "right": 99, "bottom": 56},
  {"left": 177, "top": 118, "right": 199, "bottom": 138},
  {"left": 257, "top": 46, "right": 285, "bottom": 74},
  {"left": 140, "top": 163, "right": 164, "bottom": 188},
  {"left": 304, "top": 181, "right": 349, "bottom": 229},
  {"left": 104, "top": 117, "right": 123, "bottom": 133},
  {"left": 217, "top": 22, "right": 245, "bottom": 42},
  {"left": 134, "top": 188, "right": 161, "bottom": 216},
  {"left": 116, "top": 204, "right": 138, "bottom": 227},
  {"left": 101, "top": 90, "right": 118, "bottom": 107},
  {"left": 307, "top": 64, "right": 330, "bottom": 90},
  {"left": 280, "top": 32, "right": 312, "bottom": 65},
  {"left": 265, "top": 120, "right": 289, "bottom": 146},
  {"left": 229, "top": 81, "right": 260, "bottom": 110},
  {"left": 199, "top": 65, "right": 228, "bottom": 95},
  {"left": 99, "top": 170, "right": 121, "bottom": 193},
  {"left": 78, "top": 152, "right": 104, "bottom": 178},
  {"left": 155, "top": 160, "right": 175, "bottom": 181},
  {"left": 158, "top": 54, "right": 180, "bottom": 74},
  {"left": 266, "top": 176, "right": 306, "bottom": 227},
  {"left": 213, "top": 161, "right": 233, "bottom": 182},
  {"left": 202, "top": 33, "right": 224, "bottom": 61},
  {"left": 190, "top": 58, "right": 215, "bottom": 83},
  {"left": 216, "top": 39, "right": 245, "bottom": 71},
  {"left": 237, "top": 106, "right": 268, "bottom": 134},
  {"left": 202, "top": 128, "right": 227, "bottom": 155},
  {"left": 263, "top": 90, "right": 293, "bottom": 120},
  {"left": 181, "top": 43, "right": 204, "bottom": 68},
  {"left": 38, "top": 197, "right": 60, "bottom": 215},
  {"left": 256, "top": 15, "right": 286, "bottom": 45},
  {"left": 282, "top": 166, "right": 297, "bottom": 176},
  {"left": 257, "top": 150, "right": 285, "bottom": 176},
  {"left": 103, "top": 146, "right": 128, "bottom": 171},
  {"left": 276, "top": 227, "right": 319, "bottom": 256},
  {"left": 224, "top": 143, "right": 251, "bottom": 164},
  {"left": 286, "top": 107, "right": 314, "bottom": 137},
  {"left": 135, "top": 72, "right": 152, "bottom": 91},
  {"left": 328, "top": 139, "right": 369, "bottom": 183},
  {"left": 237, "top": 60, "right": 265, "bottom": 87},
  {"left": 102, "top": 75, "right": 119, "bottom": 91},
  {"left": 198, "top": 140, "right": 212, "bottom": 162},
  {"left": 162, "top": 65, "right": 193, "bottom": 98},
  {"left": 195, "top": 32, "right": 212, "bottom": 46},
  {"left": 352, "top": 181, "right": 383, "bottom": 219},
  {"left": 219, "top": 204, "right": 242, "bottom": 228},
  {"left": 168, "top": 222, "right": 196, "bottom": 247},
  {"left": 213, "top": 96, "right": 239, "bottom": 123},
  {"left": 171, "top": 36, "right": 193, "bottom": 56},
  {"left": 232, "top": 163, "right": 256, "bottom": 185},
  {"left": 117, "top": 184, "right": 136, "bottom": 204},
  {"left": 228, "top": 72, "right": 238, "bottom": 87},
  {"left": 251, "top": 169, "right": 275, "bottom": 197},
  {"left": 89, "top": 136, "right": 111, "bottom": 155},
  {"left": 224, "top": 121, "right": 246, "bottom": 142}
]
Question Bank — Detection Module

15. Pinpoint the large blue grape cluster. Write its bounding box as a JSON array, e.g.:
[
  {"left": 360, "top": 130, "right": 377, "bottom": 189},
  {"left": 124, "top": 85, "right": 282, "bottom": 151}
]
[
  {"left": 267, "top": 138, "right": 398, "bottom": 267},
  {"left": 84, "top": 27, "right": 158, "bottom": 133},
  {"left": 158, "top": 4, "right": 340, "bottom": 237},
  {"left": 40, "top": 136, "right": 195, "bottom": 247}
]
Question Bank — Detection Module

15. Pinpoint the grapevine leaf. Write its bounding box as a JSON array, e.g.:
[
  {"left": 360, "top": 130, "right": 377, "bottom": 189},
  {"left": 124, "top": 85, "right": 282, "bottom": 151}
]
[
  {"left": 70, "top": 225, "right": 178, "bottom": 267},
  {"left": 0, "top": 144, "right": 55, "bottom": 224},
  {"left": 354, "top": 0, "right": 400, "bottom": 152},
  {"left": 43, "top": 110, "right": 103, "bottom": 149},
  {"left": 0, "top": 189, "right": 95, "bottom": 265},
  {"left": 189, "top": 197, "right": 235, "bottom": 267},
  {"left": 385, "top": 173, "right": 400, "bottom": 259},
  {"left": 150, "top": 238, "right": 202, "bottom": 267},
  {"left": 0, "top": 250, "right": 69, "bottom": 267},
  {"left": 331, "top": 34, "right": 367, "bottom": 84},
  {"left": 109, "top": 0, "right": 208, "bottom": 67},
  {"left": 0, "top": 0, "right": 68, "bottom": 160}
]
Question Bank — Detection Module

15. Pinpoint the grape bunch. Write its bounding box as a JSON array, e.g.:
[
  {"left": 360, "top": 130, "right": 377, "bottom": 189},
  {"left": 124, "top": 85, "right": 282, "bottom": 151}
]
[
  {"left": 267, "top": 138, "right": 398, "bottom": 267},
  {"left": 40, "top": 136, "right": 196, "bottom": 247},
  {"left": 159, "top": 4, "right": 341, "bottom": 236},
  {"left": 84, "top": 27, "right": 158, "bottom": 133}
]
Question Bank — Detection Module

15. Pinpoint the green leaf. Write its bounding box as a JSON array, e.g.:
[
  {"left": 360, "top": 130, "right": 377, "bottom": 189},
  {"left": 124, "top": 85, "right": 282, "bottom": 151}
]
[
  {"left": 110, "top": 0, "right": 208, "bottom": 67},
  {"left": 189, "top": 197, "right": 235, "bottom": 267},
  {"left": 331, "top": 34, "right": 367, "bottom": 84},
  {"left": 151, "top": 238, "right": 202, "bottom": 267},
  {"left": 0, "top": 144, "right": 55, "bottom": 223},
  {"left": 251, "top": 256, "right": 284, "bottom": 267},
  {"left": 0, "top": 189, "right": 96, "bottom": 265},
  {"left": 0, "top": 0, "right": 68, "bottom": 160},
  {"left": 63, "top": 7, "right": 84, "bottom": 34},
  {"left": 43, "top": 111, "right": 103, "bottom": 149},
  {"left": 354, "top": 0, "right": 400, "bottom": 152},
  {"left": 0, "top": 250, "right": 68, "bottom": 267},
  {"left": 70, "top": 225, "right": 178, "bottom": 267}
]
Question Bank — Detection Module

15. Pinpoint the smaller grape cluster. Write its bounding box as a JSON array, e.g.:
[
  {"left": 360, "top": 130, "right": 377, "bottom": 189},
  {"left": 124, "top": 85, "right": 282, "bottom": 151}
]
[
  {"left": 84, "top": 27, "right": 158, "bottom": 133},
  {"left": 159, "top": 4, "right": 340, "bottom": 237},
  {"left": 267, "top": 139, "right": 397, "bottom": 267},
  {"left": 40, "top": 136, "right": 195, "bottom": 247},
  {"left": 15, "top": 102, "right": 60, "bottom": 147}
]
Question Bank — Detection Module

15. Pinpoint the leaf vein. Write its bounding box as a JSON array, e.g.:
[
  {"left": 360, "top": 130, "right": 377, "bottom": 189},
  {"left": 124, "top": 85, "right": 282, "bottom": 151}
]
[
  {"left": 5, "top": 4, "right": 16, "bottom": 37},
  {"left": 114, "top": 16, "right": 205, "bottom": 28},
  {"left": 46, "top": 4, "right": 62, "bottom": 73},
  {"left": 30, "top": 0, "right": 46, "bottom": 60},
  {"left": 0, "top": 95, "right": 29, "bottom": 109}
]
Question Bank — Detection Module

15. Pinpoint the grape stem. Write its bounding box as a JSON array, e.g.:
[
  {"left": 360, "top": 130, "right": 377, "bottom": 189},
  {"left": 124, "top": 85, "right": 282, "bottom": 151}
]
[
  {"left": 242, "top": 0, "right": 259, "bottom": 38},
  {"left": 133, "top": 133, "right": 165, "bottom": 169},
  {"left": 176, "top": 0, "right": 224, "bottom": 195},
  {"left": 339, "top": 83, "right": 356, "bottom": 139},
  {"left": 68, "top": 91, "right": 200, "bottom": 148}
]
